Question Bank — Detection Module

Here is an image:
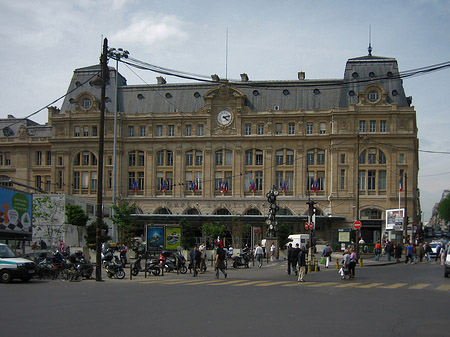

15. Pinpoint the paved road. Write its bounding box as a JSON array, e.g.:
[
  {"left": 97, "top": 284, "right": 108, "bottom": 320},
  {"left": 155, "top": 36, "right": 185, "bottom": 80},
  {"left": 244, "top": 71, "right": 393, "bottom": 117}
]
[{"left": 1, "top": 259, "right": 449, "bottom": 337}]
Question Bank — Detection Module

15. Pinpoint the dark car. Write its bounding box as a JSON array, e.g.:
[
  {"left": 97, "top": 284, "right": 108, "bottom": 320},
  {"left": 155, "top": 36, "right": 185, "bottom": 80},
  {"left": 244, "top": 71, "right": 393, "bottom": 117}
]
[{"left": 444, "top": 245, "right": 450, "bottom": 278}]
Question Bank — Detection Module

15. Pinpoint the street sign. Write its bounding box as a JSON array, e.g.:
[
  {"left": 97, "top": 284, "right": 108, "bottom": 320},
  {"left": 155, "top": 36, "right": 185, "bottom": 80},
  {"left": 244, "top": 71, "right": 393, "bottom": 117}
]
[
  {"left": 353, "top": 220, "right": 362, "bottom": 229},
  {"left": 304, "top": 222, "right": 309, "bottom": 230},
  {"left": 309, "top": 222, "right": 314, "bottom": 230}
]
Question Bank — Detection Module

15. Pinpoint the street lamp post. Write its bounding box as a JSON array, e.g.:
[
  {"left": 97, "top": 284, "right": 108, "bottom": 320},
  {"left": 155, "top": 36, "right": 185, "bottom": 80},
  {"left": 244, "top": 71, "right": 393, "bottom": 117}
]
[{"left": 107, "top": 48, "right": 129, "bottom": 215}]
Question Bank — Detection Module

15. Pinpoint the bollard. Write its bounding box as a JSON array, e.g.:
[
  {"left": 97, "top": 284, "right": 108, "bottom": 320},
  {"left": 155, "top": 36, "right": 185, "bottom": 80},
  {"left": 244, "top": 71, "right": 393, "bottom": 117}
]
[
  {"left": 360, "top": 256, "right": 363, "bottom": 267},
  {"left": 315, "top": 262, "right": 319, "bottom": 272},
  {"left": 308, "top": 262, "right": 312, "bottom": 273},
  {"left": 336, "top": 258, "right": 340, "bottom": 269}
]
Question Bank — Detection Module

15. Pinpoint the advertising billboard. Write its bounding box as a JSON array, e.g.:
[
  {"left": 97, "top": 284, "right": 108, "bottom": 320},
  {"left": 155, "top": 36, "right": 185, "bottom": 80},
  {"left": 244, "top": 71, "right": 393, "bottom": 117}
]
[
  {"left": 146, "top": 226, "right": 164, "bottom": 250},
  {"left": 386, "top": 208, "right": 405, "bottom": 230},
  {"left": 0, "top": 187, "right": 32, "bottom": 238},
  {"left": 165, "top": 226, "right": 182, "bottom": 250}
]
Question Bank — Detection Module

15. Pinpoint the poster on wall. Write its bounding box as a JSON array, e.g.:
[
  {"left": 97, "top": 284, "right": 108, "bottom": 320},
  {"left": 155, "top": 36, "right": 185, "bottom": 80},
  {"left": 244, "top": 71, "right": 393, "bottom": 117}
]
[
  {"left": 0, "top": 187, "right": 32, "bottom": 238},
  {"left": 165, "top": 226, "right": 182, "bottom": 250},
  {"left": 386, "top": 208, "right": 405, "bottom": 230},
  {"left": 146, "top": 226, "right": 164, "bottom": 250}
]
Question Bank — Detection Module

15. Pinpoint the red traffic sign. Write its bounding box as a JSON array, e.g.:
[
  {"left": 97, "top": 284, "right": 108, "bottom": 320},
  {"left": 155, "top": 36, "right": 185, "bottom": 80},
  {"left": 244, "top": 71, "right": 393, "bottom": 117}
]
[
  {"left": 353, "top": 220, "right": 362, "bottom": 229},
  {"left": 309, "top": 223, "right": 314, "bottom": 230},
  {"left": 304, "top": 222, "right": 309, "bottom": 230}
]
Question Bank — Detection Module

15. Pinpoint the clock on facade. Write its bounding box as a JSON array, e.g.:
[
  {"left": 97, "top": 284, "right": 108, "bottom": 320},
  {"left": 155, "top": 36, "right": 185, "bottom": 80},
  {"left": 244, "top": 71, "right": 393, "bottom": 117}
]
[{"left": 217, "top": 110, "right": 233, "bottom": 126}]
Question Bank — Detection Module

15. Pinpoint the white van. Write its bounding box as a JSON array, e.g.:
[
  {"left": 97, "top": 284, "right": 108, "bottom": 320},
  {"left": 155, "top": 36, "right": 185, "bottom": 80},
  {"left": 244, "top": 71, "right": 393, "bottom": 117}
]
[
  {"left": 0, "top": 243, "right": 36, "bottom": 283},
  {"left": 285, "top": 234, "right": 310, "bottom": 249}
]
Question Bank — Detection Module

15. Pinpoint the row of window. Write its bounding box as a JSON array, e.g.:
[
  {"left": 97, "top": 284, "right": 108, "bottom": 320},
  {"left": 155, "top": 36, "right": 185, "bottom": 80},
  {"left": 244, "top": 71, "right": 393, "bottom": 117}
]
[
  {"left": 359, "top": 120, "right": 387, "bottom": 133},
  {"left": 74, "top": 125, "right": 98, "bottom": 137},
  {"left": 0, "top": 152, "right": 11, "bottom": 166}
]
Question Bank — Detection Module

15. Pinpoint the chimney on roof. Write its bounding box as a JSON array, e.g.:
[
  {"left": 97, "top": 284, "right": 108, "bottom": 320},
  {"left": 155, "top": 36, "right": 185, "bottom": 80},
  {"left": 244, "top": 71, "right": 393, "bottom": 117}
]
[
  {"left": 240, "top": 73, "right": 249, "bottom": 82},
  {"left": 298, "top": 72, "right": 305, "bottom": 80},
  {"left": 156, "top": 76, "right": 166, "bottom": 84},
  {"left": 211, "top": 74, "right": 220, "bottom": 82}
]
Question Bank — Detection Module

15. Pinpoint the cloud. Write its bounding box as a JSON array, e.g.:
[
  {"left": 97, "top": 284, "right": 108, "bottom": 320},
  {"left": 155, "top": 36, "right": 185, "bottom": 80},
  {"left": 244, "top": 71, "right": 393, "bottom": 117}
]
[{"left": 111, "top": 13, "right": 189, "bottom": 53}]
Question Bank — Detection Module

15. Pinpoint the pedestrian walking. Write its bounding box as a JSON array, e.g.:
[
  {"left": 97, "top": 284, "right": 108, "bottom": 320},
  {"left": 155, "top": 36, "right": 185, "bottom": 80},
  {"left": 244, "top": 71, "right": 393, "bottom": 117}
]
[
  {"left": 405, "top": 242, "right": 414, "bottom": 264},
  {"left": 349, "top": 248, "right": 357, "bottom": 278},
  {"left": 385, "top": 241, "right": 394, "bottom": 261},
  {"left": 297, "top": 246, "right": 307, "bottom": 282},
  {"left": 215, "top": 245, "right": 227, "bottom": 279},
  {"left": 435, "top": 243, "right": 442, "bottom": 262},
  {"left": 254, "top": 243, "right": 264, "bottom": 268},
  {"left": 374, "top": 241, "right": 382, "bottom": 261},
  {"left": 341, "top": 249, "right": 350, "bottom": 280},
  {"left": 291, "top": 243, "right": 300, "bottom": 275},
  {"left": 394, "top": 243, "right": 402, "bottom": 262},
  {"left": 441, "top": 246, "right": 446, "bottom": 266},
  {"left": 190, "top": 245, "right": 201, "bottom": 277},
  {"left": 199, "top": 242, "right": 206, "bottom": 274},
  {"left": 287, "top": 243, "right": 293, "bottom": 275},
  {"left": 270, "top": 242, "right": 276, "bottom": 261},
  {"left": 416, "top": 243, "right": 424, "bottom": 263},
  {"left": 322, "top": 243, "right": 332, "bottom": 268},
  {"left": 424, "top": 242, "right": 432, "bottom": 262}
]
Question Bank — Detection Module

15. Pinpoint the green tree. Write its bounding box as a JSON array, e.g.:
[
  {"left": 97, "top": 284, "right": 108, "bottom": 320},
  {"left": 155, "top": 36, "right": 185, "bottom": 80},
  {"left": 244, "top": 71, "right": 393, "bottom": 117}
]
[
  {"left": 438, "top": 194, "right": 450, "bottom": 222},
  {"left": 111, "top": 201, "right": 138, "bottom": 244},
  {"left": 180, "top": 218, "right": 196, "bottom": 249},
  {"left": 201, "top": 222, "right": 226, "bottom": 247},
  {"left": 32, "top": 195, "right": 65, "bottom": 249},
  {"left": 85, "top": 219, "right": 111, "bottom": 247},
  {"left": 65, "top": 204, "right": 89, "bottom": 246},
  {"left": 277, "top": 223, "right": 290, "bottom": 248}
]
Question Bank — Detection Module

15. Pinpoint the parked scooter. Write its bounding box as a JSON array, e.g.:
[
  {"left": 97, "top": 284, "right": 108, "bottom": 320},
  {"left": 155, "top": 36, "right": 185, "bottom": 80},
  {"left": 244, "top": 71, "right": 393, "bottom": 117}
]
[
  {"left": 131, "top": 252, "right": 161, "bottom": 276},
  {"left": 120, "top": 247, "right": 128, "bottom": 267},
  {"left": 67, "top": 251, "right": 94, "bottom": 279},
  {"left": 104, "top": 255, "right": 125, "bottom": 279},
  {"left": 232, "top": 252, "right": 250, "bottom": 268},
  {"left": 162, "top": 251, "right": 187, "bottom": 274}
]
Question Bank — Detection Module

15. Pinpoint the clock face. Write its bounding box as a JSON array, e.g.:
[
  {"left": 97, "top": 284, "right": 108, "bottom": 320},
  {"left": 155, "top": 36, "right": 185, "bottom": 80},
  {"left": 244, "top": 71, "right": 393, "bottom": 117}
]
[{"left": 217, "top": 110, "right": 233, "bottom": 126}]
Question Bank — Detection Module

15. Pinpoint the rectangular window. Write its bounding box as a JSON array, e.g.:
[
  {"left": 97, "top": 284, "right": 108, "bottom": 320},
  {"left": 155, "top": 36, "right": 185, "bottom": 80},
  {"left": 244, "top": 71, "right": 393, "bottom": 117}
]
[
  {"left": 285, "top": 171, "right": 293, "bottom": 191},
  {"left": 255, "top": 150, "right": 263, "bottom": 165},
  {"left": 92, "top": 126, "right": 98, "bottom": 137},
  {"left": 0, "top": 152, "right": 3, "bottom": 166},
  {"left": 245, "top": 150, "right": 253, "bottom": 165},
  {"left": 359, "top": 120, "right": 366, "bottom": 133},
  {"left": 340, "top": 154, "right": 346, "bottom": 164},
  {"left": 288, "top": 123, "right": 295, "bottom": 135},
  {"left": 166, "top": 151, "right": 173, "bottom": 166},
  {"left": 215, "top": 151, "right": 223, "bottom": 166},
  {"left": 36, "top": 151, "right": 42, "bottom": 166},
  {"left": 275, "top": 171, "right": 283, "bottom": 189},
  {"left": 138, "top": 151, "right": 145, "bottom": 166},
  {"left": 378, "top": 170, "right": 386, "bottom": 190},
  {"left": 307, "top": 172, "right": 314, "bottom": 191},
  {"left": 306, "top": 123, "right": 313, "bottom": 135},
  {"left": 129, "top": 152, "right": 136, "bottom": 166},
  {"left": 156, "top": 125, "right": 163, "bottom": 137},
  {"left": 138, "top": 172, "right": 145, "bottom": 191},
  {"left": 368, "top": 170, "right": 376, "bottom": 190},
  {"left": 73, "top": 172, "right": 80, "bottom": 190},
  {"left": 369, "top": 120, "right": 376, "bottom": 133},
  {"left": 319, "top": 122, "right": 326, "bottom": 135},
  {"left": 276, "top": 152, "right": 283, "bottom": 166},
  {"left": 225, "top": 150, "right": 232, "bottom": 166},
  {"left": 195, "top": 151, "right": 203, "bottom": 166},
  {"left": 286, "top": 150, "right": 294, "bottom": 165},
  {"left": 368, "top": 148, "right": 377, "bottom": 164},
  {"left": 399, "top": 153, "right": 405, "bottom": 164},
  {"left": 257, "top": 124, "right": 264, "bottom": 135},
  {"left": 317, "top": 171, "right": 325, "bottom": 190},
  {"left": 74, "top": 126, "right": 80, "bottom": 137},
  {"left": 83, "top": 126, "right": 89, "bottom": 137},
  {"left": 128, "top": 126, "right": 135, "bottom": 137},
  {"left": 186, "top": 152, "right": 193, "bottom": 166},
  {"left": 380, "top": 120, "right": 386, "bottom": 133},
  {"left": 197, "top": 124, "right": 204, "bottom": 136},
  {"left": 128, "top": 172, "right": 136, "bottom": 190},
  {"left": 255, "top": 171, "right": 263, "bottom": 190},
  {"left": 81, "top": 172, "right": 89, "bottom": 189},
  {"left": 4, "top": 152, "right": 10, "bottom": 166},
  {"left": 340, "top": 169, "right": 345, "bottom": 190},
  {"left": 46, "top": 151, "right": 51, "bottom": 166},
  {"left": 58, "top": 171, "right": 63, "bottom": 189},
  {"left": 58, "top": 157, "right": 63, "bottom": 166},
  {"left": 307, "top": 150, "right": 314, "bottom": 165},
  {"left": 245, "top": 124, "right": 252, "bottom": 135},
  {"left": 108, "top": 170, "right": 112, "bottom": 189},
  {"left": 91, "top": 172, "right": 98, "bottom": 190},
  {"left": 157, "top": 151, "right": 164, "bottom": 166},
  {"left": 45, "top": 177, "right": 51, "bottom": 191},
  {"left": 194, "top": 171, "right": 202, "bottom": 190},
  {"left": 317, "top": 150, "right": 325, "bottom": 165},
  {"left": 358, "top": 170, "right": 366, "bottom": 190},
  {"left": 185, "top": 125, "right": 192, "bottom": 136},
  {"left": 275, "top": 123, "right": 282, "bottom": 135},
  {"left": 168, "top": 125, "right": 175, "bottom": 136},
  {"left": 140, "top": 125, "right": 146, "bottom": 137}
]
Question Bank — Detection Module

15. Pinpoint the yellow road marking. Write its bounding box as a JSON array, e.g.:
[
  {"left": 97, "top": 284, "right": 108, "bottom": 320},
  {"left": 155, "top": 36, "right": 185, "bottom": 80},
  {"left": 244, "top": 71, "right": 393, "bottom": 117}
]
[
  {"left": 409, "top": 283, "right": 431, "bottom": 290},
  {"left": 379, "top": 283, "right": 408, "bottom": 289},
  {"left": 356, "top": 283, "right": 385, "bottom": 288},
  {"left": 281, "top": 281, "right": 314, "bottom": 287},
  {"left": 306, "top": 282, "right": 339, "bottom": 287},
  {"left": 184, "top": 279, "right": 224, "bottom": 285},
  {"left": 231, "top": 280, "right": 268, "bottom": 286},
  {"left": 255, "top": 281, "right": 292, "bottom": 287},
  {"left": 209, "top": 280, "right": 249, "bottom": 285},
  {"left": 333, "top": 282, "right": 362, "bottom": 288},
  {"left": 436, "top": 284, "right": 450, "bottom": 291}
]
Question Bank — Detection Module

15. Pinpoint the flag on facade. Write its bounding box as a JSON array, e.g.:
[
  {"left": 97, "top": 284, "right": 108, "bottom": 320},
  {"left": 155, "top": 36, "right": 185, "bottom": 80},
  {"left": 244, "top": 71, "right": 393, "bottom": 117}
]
[
  {"left": 399, "top": 176, "right": 403, "bottom": 192},
  {"left": 311, "top": 180, "right": 319, "bottom": 192},
  {"left": 249, "top": 181, "right": 257, "bottom": 192},
  {"left": 131, "top": 179, "right": 138, "bottom": 192}
]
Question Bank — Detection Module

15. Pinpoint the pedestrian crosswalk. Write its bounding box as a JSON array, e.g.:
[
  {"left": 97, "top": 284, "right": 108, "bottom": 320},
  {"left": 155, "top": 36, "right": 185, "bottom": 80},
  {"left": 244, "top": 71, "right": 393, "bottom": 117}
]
[{"left": 129, "top": 277, "right": 450, "bottom": 291}]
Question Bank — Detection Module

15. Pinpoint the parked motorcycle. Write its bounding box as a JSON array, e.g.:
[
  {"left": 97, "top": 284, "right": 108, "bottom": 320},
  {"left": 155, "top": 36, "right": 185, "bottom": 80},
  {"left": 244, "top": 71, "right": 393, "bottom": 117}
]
[
  {"left": 67, "top": 251, "right": 94, "bottom": 279},
  {"left": 120, "top": 248, "right": 128, "bottom": 267},
  {"left": 232, "top": 252, "right": 250, "bottom": 268},
  {"left": 131, "top": 252, "right": 161, "bottom": 276},
  {"left": 104, "top": 255, "right": 126, "bottom": 279},
  {"left": 162, "top": 251, "right": 187, "bottom": 274}
]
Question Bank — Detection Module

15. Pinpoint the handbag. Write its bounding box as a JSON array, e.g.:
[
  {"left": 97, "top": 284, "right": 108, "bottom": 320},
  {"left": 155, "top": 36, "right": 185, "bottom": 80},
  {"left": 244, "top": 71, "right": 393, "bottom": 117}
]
[{"left": 321, "top": 257, "right": 325, "bottom": 264}]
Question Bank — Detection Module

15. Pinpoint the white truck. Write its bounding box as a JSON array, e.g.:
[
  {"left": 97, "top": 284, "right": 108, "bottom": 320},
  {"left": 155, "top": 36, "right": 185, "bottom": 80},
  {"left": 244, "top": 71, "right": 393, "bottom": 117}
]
[
  {"left": 0, "top": 243, "right": 36, "bottom": 283},
  {"left": 285, "top": 234, "right": 310, "bottom": 249}
]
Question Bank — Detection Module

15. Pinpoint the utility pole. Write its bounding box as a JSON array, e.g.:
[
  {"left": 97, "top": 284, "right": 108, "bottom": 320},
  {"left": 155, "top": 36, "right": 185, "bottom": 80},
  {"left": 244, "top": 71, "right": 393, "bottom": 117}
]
[
  {"left": 95, "top": 37, "right": 109, "bottom": 282},
  {"left": 403, "top": 173, "right": 408, "bottom": 244},
  {"left": 355, "top": 133, "right": 360, "bottom": 257}
]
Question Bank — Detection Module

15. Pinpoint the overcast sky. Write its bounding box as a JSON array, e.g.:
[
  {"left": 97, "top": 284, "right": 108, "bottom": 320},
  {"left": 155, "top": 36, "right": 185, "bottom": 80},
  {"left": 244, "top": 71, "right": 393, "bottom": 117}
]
[{"left": 1, "top": 0, "right": 449, "bottom": 221}]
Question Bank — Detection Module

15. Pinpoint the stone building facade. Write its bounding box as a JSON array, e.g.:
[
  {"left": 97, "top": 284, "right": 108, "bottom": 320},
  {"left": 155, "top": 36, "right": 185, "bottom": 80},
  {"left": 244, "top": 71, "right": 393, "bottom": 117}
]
[{"left": 0, "top": 51, "right": 420, "bottom": 245}]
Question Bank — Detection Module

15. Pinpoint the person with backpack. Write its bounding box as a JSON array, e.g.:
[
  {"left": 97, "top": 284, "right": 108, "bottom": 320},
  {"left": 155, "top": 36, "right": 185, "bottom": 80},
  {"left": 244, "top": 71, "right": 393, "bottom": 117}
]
[
  {"left": 215, "top": 245, "right": 227, "bottom": 279},
  {"left": 322, "top": 243, "right": 332, "bottom": 268},
  {"left": 374, "top": 242, "right": 382, "bottom": 261}
]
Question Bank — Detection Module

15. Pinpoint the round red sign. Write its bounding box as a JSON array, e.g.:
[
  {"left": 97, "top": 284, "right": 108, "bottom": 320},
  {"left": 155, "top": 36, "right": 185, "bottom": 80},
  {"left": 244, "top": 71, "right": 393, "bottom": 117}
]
[
  {"left": 353, "top": 220, "right": 362, "bottom": 229},
  {"left": 304, "top": 222, "right": 309, "bottom": 230}
]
